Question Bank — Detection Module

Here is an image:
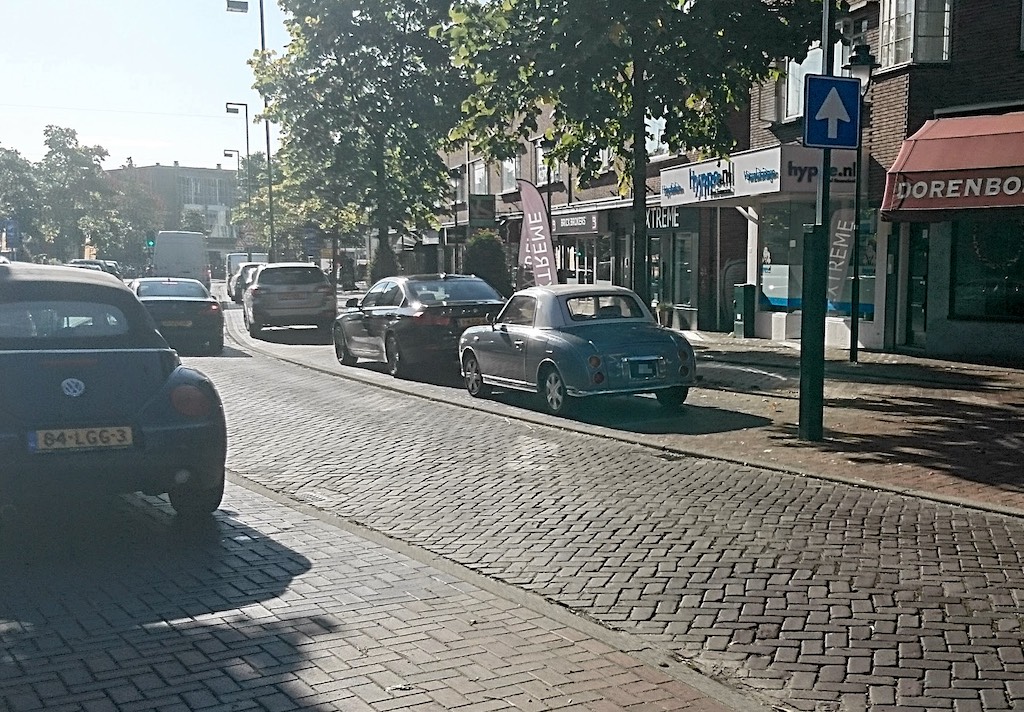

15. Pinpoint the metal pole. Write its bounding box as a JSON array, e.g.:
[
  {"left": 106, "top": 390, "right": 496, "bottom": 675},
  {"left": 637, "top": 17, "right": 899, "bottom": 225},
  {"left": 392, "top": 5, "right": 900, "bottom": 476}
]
[
  {"left": 850, "top": 108, "right": 864, "bottom": 363},
  {"left": 798, "top": 1, "right": 834, "bottom": 442},
  {"left": 258, "top": 0, "right": 276, "bottom": 263},
  {"left": 243, "top": 104, "right": 251, "bottom": 208}
]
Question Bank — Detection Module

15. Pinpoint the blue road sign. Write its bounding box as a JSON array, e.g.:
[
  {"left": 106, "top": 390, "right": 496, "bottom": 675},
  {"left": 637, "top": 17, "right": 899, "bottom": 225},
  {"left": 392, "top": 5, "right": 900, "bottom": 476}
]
[
  {"left": 803, "top": 75, "right": 861, "bottom": 150},
  {"left": 3, "top": 218, "right": 21, "bottom": 248}
]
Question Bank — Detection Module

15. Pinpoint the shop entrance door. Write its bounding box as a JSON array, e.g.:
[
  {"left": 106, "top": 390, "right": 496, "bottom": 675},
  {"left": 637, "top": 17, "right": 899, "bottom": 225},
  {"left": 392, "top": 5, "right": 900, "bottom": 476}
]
[{"left": 905, "top": 225, "right": 928, "bottom": 348}]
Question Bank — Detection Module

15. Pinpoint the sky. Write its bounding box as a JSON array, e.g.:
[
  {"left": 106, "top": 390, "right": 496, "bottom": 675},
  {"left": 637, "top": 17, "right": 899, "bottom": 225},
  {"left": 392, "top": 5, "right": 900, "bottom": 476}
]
[{"left": 0, "top": 0, "right": 291, "bottom": 170}]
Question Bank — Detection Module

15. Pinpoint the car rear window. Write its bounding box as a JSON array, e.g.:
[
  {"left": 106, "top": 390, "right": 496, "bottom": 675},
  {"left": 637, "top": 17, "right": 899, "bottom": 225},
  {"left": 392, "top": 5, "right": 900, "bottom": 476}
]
[
  {"left": 0, "top": 300, "right": 130, "bottom": 340},
  {"left": 258, "top": 267, "right": 326, "bottom": 286},
  {"left": 408, "top": 278, "right": 502, "bottom": 303},
  {"left": 565, "top": 294, "right": 646, "bottom": 321},
  {"left": 137, "top": 281, "right": 208, "bottom": 298}
]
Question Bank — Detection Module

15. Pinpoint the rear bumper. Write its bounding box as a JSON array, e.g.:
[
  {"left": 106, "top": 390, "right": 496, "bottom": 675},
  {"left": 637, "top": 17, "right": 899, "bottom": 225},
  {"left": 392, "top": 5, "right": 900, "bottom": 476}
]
[
  {"left": 252, "top": 304, "right": 335, "bottom": 327},
  {"left": 0, "top": 419, "right": 226, "bottom": 500}
]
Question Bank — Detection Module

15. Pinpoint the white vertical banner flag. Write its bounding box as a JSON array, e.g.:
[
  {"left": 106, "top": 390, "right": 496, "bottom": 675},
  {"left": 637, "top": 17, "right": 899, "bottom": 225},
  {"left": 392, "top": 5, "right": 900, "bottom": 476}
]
[{"left": 516, "top": 180, "right": 556, "bottom": 287}]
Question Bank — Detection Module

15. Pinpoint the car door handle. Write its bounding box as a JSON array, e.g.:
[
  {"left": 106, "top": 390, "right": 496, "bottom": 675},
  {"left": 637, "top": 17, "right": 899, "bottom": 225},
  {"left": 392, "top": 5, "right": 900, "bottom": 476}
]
[{"left": 513, "top": 340, "right": 525, "bottom": 349}]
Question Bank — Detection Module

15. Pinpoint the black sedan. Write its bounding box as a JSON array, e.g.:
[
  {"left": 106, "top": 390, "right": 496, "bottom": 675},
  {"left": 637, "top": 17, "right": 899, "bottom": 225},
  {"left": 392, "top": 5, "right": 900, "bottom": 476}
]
[
  {"left": 333, "top": 273, "right": 506, "bottom": 377},
  {"left": 0, "top": 263, "right": 227, "bottom": 517},
  {"left": 130, "top": 277, "right": 224, "bottom": 355}
]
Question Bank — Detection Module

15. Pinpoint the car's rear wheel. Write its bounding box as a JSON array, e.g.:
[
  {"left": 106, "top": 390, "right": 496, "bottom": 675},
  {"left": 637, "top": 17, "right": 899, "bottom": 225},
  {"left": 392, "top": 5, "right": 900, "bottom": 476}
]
[
  {"left": 245, "top": 309, "right": 260, "bottom": 338},
  {"left": 169, "top": 471, "right": 224, "bottom": 518},
  {"left": 386, "top": 335, "right": 412, "bottom": 378},
  {"left": 463, "top": 352, "right": 491, "bottom": 398},
  {"left": 334, "top": 326, "right": 357, "bottom": 366},
  {"left": 655, "top": 386, "right": 689, "bottom": 410},
  {"left": 207, "top": 332, "right": 224, "bottom": 356},
  {"left": 540, "top": 366, "right": 573, "bottom": 416}
]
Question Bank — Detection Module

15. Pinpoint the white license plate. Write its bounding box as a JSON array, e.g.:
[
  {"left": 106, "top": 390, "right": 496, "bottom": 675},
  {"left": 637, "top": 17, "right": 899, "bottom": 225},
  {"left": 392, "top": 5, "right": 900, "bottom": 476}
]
[
  {"left": 280, "top": 293, "right": 307, "bottom": 300},
  {"left": 630, "top": 362, "right": 657, "bottom": 378},
  {"left": 30, "top": 426, "right": 134, "bottom": 452},
  {"left": 458, "top": 316, "right": 488, "bottom": 328}
]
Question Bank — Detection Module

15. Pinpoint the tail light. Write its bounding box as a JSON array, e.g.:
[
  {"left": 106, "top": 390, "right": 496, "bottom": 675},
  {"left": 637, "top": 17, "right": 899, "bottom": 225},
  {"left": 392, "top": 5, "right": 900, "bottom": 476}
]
[
  {"left": 204, "top": 303, "right": 221, "bottom": 315},
  {"left": 593, "top": 372, "right": 605, "bottom": 384},
  {"left": 249, "top": 286, "right": 261, "bottom": 299},
  {"left": 170, "top": 384, "right": 213, "bottom": 418},
  {"left": 588, "top": 355, "right": 602, "bottom": 369},
  {"left": 415, "top": 310, "right": 451, "bottom": 326}
]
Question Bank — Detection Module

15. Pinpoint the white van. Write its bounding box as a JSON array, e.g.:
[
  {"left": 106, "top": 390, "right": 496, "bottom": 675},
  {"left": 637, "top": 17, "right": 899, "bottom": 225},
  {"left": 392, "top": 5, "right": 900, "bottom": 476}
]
[{"left": 153, "top": 232, "right": 211, "bottom": 288}]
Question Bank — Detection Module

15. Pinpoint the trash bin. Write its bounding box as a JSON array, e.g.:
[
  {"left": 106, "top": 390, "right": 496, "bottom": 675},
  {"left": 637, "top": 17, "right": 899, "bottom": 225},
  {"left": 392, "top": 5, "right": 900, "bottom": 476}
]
[{"left": 733, "top": 283, "right": 756, "bottom": 338}]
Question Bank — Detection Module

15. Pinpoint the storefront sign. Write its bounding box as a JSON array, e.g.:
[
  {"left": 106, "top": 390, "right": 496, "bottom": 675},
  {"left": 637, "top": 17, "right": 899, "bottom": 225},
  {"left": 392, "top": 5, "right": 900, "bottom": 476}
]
[
  {"left": 884, "top": 169, "right": 1024, "bottom": 212},
  {"left": 553, "top": 211, "right": 603, "bottom": 235},
  {"left": 468, "top": 193, "right": 496, "bottom": 226},
  {"left": 660, "top": 145, "right": 855, "bottom": 206},
  {"left": 646, "top": 206, "right": 680, "bottom": 230}
]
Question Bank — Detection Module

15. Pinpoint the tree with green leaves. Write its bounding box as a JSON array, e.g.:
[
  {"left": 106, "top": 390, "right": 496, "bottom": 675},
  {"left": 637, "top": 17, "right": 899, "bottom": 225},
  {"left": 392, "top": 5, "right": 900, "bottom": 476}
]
[
  {"left": 252, "top": 0, "right": 474, "bottom": 277},
  {"left": 463, "top": 229, "right": 512, "bottom": 296},
  {"left": 0, "top": 147, "right": 40, "bottom": 258},
  {"left": 448, "top": 0, "right": 824, "bottom": 303},
  {"left": 35, "top": 126, "right": 113, "bottom": 262},
  {"left": 180, "top": 208, "right": 208, "bottom": 234}
]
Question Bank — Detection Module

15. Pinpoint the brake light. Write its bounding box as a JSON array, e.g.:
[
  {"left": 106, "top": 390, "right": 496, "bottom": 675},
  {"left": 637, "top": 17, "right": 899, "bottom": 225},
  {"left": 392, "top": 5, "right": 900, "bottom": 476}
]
[
  {"left": 170, "top": 384, "right": 213, "bottom": 418},
  {"left": 593, "top": 371, "right": 605, "bottom": 384},
  {"left": 588, "top": 355, "right": 602, "bottom": 369},
  {"left": 415, "top": 311, "right": 451, "bottom": 326}
]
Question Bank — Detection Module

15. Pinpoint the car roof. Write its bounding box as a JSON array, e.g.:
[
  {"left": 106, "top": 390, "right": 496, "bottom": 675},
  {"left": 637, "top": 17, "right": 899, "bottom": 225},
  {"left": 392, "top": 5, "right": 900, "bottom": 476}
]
[
  {"left": 257, "top": 262, "right": 318, "bottom": 269},
  {"left": 134, "top": 277, "right": 205, "bottom": 285},
  {"left": 381, "top": 273, "right": 485, "bottom": 282},
  {"left": 518, "top": 284, "right": 639, "bottom": 298},
  {"left": 0, "top": 262, "right": 128, "bottom": 289}
]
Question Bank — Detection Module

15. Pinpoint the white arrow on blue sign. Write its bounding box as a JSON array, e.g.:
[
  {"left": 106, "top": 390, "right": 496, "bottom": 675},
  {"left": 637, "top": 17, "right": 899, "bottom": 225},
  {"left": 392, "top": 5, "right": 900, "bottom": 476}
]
[{"left": 803, "top": 74, "right": 861, "bottom": 150}]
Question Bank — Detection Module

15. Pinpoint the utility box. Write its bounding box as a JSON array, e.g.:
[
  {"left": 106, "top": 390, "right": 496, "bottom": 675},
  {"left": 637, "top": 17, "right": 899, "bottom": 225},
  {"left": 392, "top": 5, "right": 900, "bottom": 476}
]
[{"left": 733, "top": 283, "right": 757, "bottom": 338}]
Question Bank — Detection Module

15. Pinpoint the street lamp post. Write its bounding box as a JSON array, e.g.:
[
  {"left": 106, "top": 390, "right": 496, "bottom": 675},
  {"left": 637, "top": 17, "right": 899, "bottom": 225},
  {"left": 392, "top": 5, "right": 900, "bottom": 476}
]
[
  {"left": 223, "top": 149, "right": 242, "bottom": 252},
  {"left": 226, "top": 0, "right": 276, "bottom": 262},
  {"left": 843, "top": 43, "right": 880, "bottom": 364},
  {"left": 225, "top": 103, "right": 251, "bottom": 208}
]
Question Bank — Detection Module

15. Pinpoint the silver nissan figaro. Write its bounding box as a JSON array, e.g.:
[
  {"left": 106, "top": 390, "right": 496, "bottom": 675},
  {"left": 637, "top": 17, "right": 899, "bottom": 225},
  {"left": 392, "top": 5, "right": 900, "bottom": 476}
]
[{"left": 459, "top": 284, "right": 697, "bottom": 415}]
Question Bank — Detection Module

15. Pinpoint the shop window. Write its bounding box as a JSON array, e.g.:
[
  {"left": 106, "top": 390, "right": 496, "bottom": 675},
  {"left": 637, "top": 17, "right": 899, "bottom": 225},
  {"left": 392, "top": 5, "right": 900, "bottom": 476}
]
[
  {"left": 760, "top": 201, "right": 815, "bottom": 311},
  {"left": 879, "top": 0, "right": 951, "bottom": 68},
  {"left": 500, "top": 156, "right": 520, "bottom": 193},
  {"left": 952, "top": 219, "right": 1024, "bottom": 321}
]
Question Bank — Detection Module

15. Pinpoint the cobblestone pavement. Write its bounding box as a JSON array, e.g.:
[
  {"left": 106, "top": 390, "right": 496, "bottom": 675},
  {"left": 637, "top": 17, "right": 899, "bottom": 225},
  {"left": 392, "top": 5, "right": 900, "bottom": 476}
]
[
  {"left": 0, "top": 485, "right": 739, "bottom": 711},
  {"left": 175, "top": 312, "right": 1024, "bottom": 711}
]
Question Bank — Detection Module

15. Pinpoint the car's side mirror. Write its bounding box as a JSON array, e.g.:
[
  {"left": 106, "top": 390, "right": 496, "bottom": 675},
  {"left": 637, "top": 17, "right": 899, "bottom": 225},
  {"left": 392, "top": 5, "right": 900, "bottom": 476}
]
[
  {"left": 346, "top": 297, "right": 360, "bottom": 308},
  {"left": 488, "top": 313, "right": 497, "bottom": 325}
]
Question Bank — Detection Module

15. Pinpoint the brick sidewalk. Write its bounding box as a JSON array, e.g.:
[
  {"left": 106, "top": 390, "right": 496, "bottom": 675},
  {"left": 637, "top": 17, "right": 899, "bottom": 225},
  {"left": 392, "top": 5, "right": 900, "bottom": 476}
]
[{"left": 677, "top": 331, "right": 1024, "bottom": 517}]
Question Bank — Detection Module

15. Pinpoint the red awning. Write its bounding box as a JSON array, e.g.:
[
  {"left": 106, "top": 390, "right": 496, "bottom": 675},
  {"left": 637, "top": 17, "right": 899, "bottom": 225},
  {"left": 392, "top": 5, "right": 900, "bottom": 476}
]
[{"left": 881, "top": 111, "right": 1024, "bottom": 221}]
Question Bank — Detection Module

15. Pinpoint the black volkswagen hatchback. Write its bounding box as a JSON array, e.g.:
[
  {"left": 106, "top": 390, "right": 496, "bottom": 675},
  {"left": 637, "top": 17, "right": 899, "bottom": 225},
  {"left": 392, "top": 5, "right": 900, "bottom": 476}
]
[{"left": 0, "top": 263, "right": 227, "bottom": 517}]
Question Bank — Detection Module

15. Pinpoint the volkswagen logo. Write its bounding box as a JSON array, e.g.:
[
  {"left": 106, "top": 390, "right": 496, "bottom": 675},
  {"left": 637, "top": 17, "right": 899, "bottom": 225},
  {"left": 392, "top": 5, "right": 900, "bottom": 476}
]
[{"left": 61, "top": 378, "right": 86, "bottom": 398}]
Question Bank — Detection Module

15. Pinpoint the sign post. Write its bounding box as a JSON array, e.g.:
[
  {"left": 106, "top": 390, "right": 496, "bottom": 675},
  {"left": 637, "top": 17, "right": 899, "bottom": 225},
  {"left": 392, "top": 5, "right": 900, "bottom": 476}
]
[{"left": 798, "top": 3, "right": 862, "bottom": 442}]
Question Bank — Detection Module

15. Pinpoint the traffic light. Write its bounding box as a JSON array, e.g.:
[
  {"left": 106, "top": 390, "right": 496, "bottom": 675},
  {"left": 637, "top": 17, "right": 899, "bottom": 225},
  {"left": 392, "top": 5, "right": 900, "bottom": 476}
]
[{"left": 145, "top": 236, "right": 155, "bottom": 248}]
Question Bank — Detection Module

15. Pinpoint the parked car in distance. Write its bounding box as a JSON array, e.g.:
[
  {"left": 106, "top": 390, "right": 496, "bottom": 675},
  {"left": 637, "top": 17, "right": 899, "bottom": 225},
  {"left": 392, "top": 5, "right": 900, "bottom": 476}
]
[
  {"left": 229, "top": 262, "right": 264, "bottom": 303},
  {"left": 459, "top": 284, "right": 697, "bottom": 415},
  {"left": 68, "top": 258, "right": 120, "bottom": 278},
  {"left": 226, "top": 252, "right": 269, "bottom": 283},
  {"left": 129, "top": 277, "right": 224, "bottom": 355},
  {"left": 0, "top": 262, "right": 227, "bottom": 517},
  {"left": 333, "top": 273, "right": 506, "bottom": 378},
  {"left": 242, "top": 262, "right": 335, "bottom": 337}
]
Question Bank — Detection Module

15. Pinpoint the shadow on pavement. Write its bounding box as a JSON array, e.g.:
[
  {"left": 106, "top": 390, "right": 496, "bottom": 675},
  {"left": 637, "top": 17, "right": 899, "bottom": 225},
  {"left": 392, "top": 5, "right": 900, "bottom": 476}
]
[
  {"left": 695, "top": 346, "right": 1022, "bottom": 392},
  {"left": 0, "top": 493, "right": 325, "bottom": 711},
  {"left": 253, "top": 326, "right": 333, "bottom": 346}
]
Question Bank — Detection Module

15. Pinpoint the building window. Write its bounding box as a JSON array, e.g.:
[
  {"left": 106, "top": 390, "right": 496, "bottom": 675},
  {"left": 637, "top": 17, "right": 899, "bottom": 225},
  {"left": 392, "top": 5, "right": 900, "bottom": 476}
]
[
  {"left": 500, "top": 156, "right": 520, "bottom": 193},
  {"left": 470, "top": 160, "right": 489, "bottom": 195},
  {"left": 952, "top": 218, "right": 1024, "bottom": 322},
  {"left": 879, "top": 0, "right": 951, "bottom": 68},
  {"left": 450, "top": 165, "right": 466, "bottom": 204},
  {"left": 535, "top": 142, "right": 561, "bottom": 185},
  {"left": 780, "top": 41, "right": 847, "bottom": 121},
  {"left": 646, "top": 117, "right": 671, "bottom": 160}
]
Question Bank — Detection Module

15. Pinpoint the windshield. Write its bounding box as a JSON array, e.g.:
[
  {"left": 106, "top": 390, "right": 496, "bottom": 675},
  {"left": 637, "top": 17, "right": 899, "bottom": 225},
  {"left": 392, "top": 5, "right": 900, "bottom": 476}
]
[
  {"left": 137, "top": 281, "right": 208, "bottom": 298},
  {"left": 408, "top": 278, "right": 502, "bottom": 303},
  {"left": 565, "top": 294, "right": 646, "bottom": 321}
]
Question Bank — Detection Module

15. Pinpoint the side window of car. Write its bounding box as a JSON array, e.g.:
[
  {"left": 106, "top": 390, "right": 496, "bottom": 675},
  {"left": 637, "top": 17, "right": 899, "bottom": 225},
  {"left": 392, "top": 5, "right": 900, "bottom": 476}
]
[
  {"left": 361, "top": 281, "right": 390, "bottom": 308},
  {"left": 380, "top": 282, "right": 403, "bottom": 307},
  {"left": 500, "top": 296, "right": 536, "bottom": 326}
]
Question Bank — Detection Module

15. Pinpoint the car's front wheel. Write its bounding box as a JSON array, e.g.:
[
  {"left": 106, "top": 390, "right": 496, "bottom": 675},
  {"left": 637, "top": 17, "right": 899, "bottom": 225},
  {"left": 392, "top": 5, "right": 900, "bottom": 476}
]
[
  {"left": 655, "top": 386, "right": 689, "bottom": 410},
  {"left": 169, "top": 471, "right": 224, "bottom": 518},
  {"left": 334, "top": 326, "right": 357, "bottom": 366},
  {"left": 539, "top": 366, "right": 573, "bottom": 416},
  {"left": 462, "top": 352, "right": 491, "bottom": 398}
]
